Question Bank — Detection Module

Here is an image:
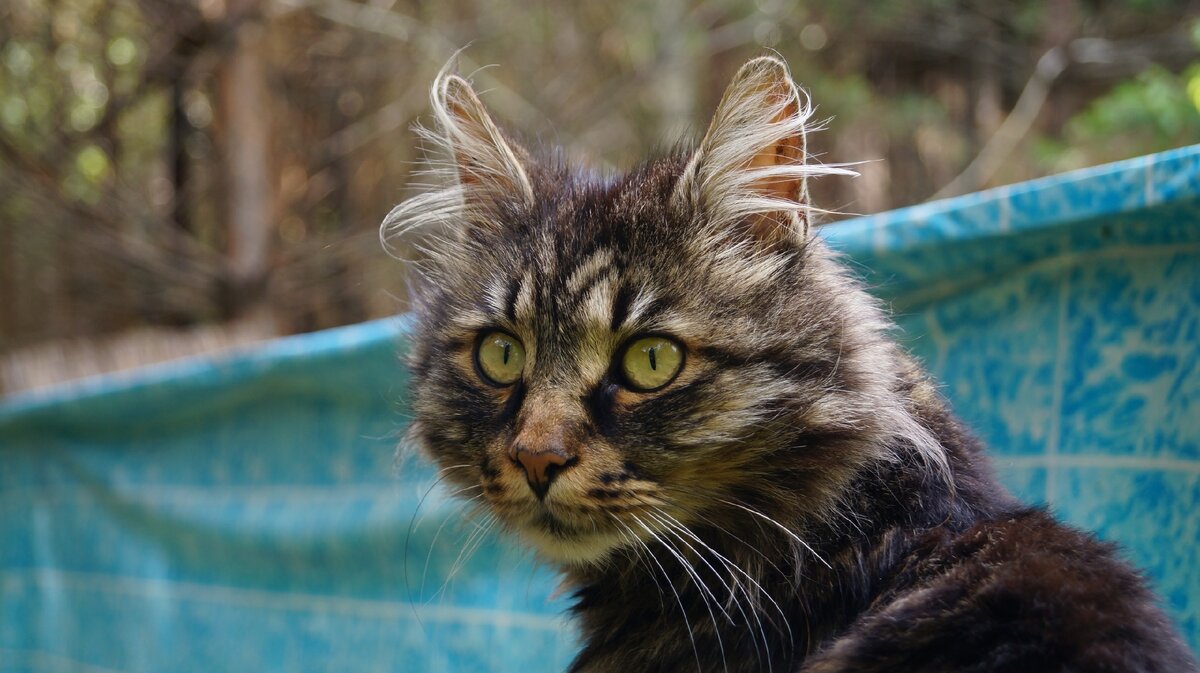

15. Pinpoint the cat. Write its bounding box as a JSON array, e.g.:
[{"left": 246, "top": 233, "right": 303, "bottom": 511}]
[{"left": 383, "top": 56, "right": 1198, "bottom": 672}]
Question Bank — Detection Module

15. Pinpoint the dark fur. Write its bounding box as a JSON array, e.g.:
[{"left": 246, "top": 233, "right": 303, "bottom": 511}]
[{"left": 395, "top": 61, "right": 1197, "bottom": 673}]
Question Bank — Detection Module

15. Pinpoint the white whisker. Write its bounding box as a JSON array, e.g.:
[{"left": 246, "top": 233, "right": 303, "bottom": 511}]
[
  {"left": 718, "top": 498, "right": 832, "bottom": 569},
  {"left": 632, "top": 513, "right": 730, "bottom": 673},
  {"left": 608, "top": 516, "right": 667, "bottom": 611},
  {"left": 433, "top": 511, "right": 498, "bottom": 604},
  {"left": 648, "top": 508, "right": 785, "bottom": 673},
  {"left": 613, "top": 513, "right": 704, "bottom": 673}
]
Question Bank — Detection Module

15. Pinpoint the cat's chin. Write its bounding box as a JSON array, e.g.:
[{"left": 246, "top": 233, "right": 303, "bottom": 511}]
[{"left": 517, "top": 523, "right": 625, "bottom": 566}]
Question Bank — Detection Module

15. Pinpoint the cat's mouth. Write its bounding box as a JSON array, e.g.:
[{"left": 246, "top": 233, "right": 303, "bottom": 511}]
[
  {"left": 482, "top": 458, "right": 662, "bottom": 563},
  {"left": 527, "top": 500, "right": 609, "bottom": 540},
  {"left": 533, "top": 509, "right": 580, "bottom": 536}
]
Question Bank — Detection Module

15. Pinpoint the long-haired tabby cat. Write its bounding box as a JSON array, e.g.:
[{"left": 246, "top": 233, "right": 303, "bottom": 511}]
[{"left": 384, "top": 56, "right": 1197, "bottom": 672}]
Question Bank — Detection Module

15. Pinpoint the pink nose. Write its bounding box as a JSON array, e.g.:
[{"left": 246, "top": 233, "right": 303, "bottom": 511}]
[{"left": 512, "top": 447, "right": 575, "bottom": 499}]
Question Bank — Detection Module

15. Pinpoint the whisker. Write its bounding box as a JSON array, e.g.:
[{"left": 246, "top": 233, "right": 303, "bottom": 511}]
[
  {"left": 405, "top": 464, "right": 476, "bottom": 610},
  {"left": 688, "top": 508, "right": 794, "bottom": 588},
  {"left": 608, "top": 516, "right": 666, "bottom": 611},
  {"left": 718, "top": 498, "right": 832, "bottom": 569},
  {"left": 617, "top": 513, "right": 705, "bottom": 673},
  {"left": 432, "top": 511, "right": 498, "bottom": 604},
  {"left": 632, "top": 513, "right": 729, "bottom": 673},
  {"left": 682, "top": 511, "right": 796, "bottom": 633},
  {"left": 420, "top": 492, "right": 485, "bottom": 600},
  {"left": 646, "top": 509, "right": 766, "bottom": 671},
  {"left": 651, "top": 508, "right": 792, "bottom": 671},
  {"left": 645, "top": 510, "right": 741, "bottom": 607}
]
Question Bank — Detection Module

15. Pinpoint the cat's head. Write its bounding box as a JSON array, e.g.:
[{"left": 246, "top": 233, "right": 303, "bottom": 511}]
[{"left": 387, "top": 56, "right": 945, "bottom": 565}]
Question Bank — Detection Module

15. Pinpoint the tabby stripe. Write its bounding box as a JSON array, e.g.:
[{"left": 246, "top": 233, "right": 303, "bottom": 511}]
[
  {"left": 569, "top": 269, "right": 617, "bottom": 309},
  {"left": 699, "top": 345, "right": 839, "bottom": 385},
  {"left": 504, "top": 275, "right": 522, "bottom": 323},
  {"left": 497, "top": 379, "right": 526, "bottom": 424},
  {"left": 585, "top": 380, "right": 620, "bottom": 436},
  {"left": 610, "top": 283, "right": 634, "bottom": 331},
  {"left": 565, "top": 248, "right": 615, "bottom": 298}
]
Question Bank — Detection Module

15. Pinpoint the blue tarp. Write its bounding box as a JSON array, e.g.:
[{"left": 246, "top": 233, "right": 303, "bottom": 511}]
[{"left": 2, "top": 145, "right": 1198, "bottom": 671}]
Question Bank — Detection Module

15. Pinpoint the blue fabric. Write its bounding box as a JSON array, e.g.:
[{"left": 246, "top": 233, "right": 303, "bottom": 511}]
[{"left": 2, "top": 145, "right": 1198, "bottom": 671}]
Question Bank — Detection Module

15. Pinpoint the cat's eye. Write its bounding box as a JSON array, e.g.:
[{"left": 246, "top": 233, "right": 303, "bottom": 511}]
[
  {"left": 620, "top": 335, "right": 684, "bottom": 391},
  {"left": 476, "top": 331, "right": 526, "bottom": 385}
]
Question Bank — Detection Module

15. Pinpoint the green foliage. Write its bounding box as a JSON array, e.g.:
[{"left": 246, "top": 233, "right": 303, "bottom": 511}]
[{"left": 1039, "top": 64, "right": 1200, "bottom": 172}]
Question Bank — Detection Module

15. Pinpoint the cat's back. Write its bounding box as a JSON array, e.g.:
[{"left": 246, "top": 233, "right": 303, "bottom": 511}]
[{"left": 803, "top": 508, "right": 1196, "bottom": 673}]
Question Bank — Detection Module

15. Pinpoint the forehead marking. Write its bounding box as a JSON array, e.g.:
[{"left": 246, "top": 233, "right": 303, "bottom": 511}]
[
  {"left": 484, "top": 276, "right": 512, "bottom": 317},
  {"left": 503, "top": 276, "right": 521, "bottom": 322},
  {"left": 581, "top": 273, "right": 618, "bottom": 327},
  {"left": 565, "top": 248, "right": 615, "bottom": 296},
  {"left": 624, "top": 286, "right": 658, "bottom": 329},
  {"left": 610, "top": 283, "right": 633, "bottom": 331},
  {"left": 513, "top": 269, "right": 536, "bottom": 322}
]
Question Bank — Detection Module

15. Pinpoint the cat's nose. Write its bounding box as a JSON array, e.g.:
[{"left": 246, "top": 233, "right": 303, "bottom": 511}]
[{"left": 511, "top": 445, "right": 576, "bottom": 499}]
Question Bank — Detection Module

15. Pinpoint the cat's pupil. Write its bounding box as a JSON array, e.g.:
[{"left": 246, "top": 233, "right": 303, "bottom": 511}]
[
  {"left": 648, "top": 346, "right": 657, "bottom": 370},
  {"left": 502, "top": 342, "right": 511, "bottom": 365}
]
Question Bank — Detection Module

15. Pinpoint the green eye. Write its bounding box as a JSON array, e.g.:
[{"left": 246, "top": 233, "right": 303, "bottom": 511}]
[
  {"left": 476, "top": 331, "right": 526, "bottom": 385},
  {"left": 620, "top": 336, "right": 684, "bottom": 391}
]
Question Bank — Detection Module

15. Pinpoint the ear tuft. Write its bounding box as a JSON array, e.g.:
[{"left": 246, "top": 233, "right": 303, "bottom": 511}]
[
  {"left": 675, "top": 56, "right": 853, "bottom": 247},
  {"left": 379, "top": 61, "right": 535, "bottom": 272},
  {"left": 431, "top": 69, "right": 535, "bottom": 205}
]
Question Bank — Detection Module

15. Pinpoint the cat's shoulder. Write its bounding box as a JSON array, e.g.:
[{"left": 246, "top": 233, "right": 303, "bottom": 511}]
[{"left": 805, "top": 509, "right": 1197, "bottom": 673}]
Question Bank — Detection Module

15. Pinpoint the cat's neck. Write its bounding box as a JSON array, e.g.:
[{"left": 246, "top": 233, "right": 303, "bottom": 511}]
[{"left": 564, "top": 396, "right": 1017, "bottom": 673}]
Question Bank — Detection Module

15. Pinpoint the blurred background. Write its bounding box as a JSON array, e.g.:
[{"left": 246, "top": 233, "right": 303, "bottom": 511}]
[
  {"left": 2, "top": 0, "right": 1199, "bottom": 394},
  {"left": 2, "top": 3, "right": 1199, "bottom": 670}
]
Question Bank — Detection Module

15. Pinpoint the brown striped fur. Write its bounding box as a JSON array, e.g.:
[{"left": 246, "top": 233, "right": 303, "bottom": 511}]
[{"left": 386, "top": 56, "right": 1197, "bottom": 672}]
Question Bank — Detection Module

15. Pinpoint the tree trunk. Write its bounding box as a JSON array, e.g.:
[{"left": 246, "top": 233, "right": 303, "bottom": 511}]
[
  {"left": 171, "top": 78, "right": 192, "bottom": 234},
  {"left": 215, "top": 18, "right": 277, "bottom": 330}
]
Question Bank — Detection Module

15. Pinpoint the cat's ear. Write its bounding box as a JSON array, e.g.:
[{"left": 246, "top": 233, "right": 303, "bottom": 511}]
[
  {"left": 380, "top": 68, "right": 534, "bottom": 262},
  {"left": 430, "top": 70, "right": 535, "bottom": 208},
  {"left": 675, "top": 56, "right": 844, "bottom": 246}
]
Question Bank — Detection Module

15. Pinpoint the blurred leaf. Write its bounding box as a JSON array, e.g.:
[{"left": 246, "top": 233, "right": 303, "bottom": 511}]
[
  {"left": 1058, "top": 64, "right": 1200, "bottom": 170},
  {"left": 76, "top": 144, "right": 110, "bottom": 182},
  {"left": 106, "top": 37, "right": 137, "bottom": 67}
]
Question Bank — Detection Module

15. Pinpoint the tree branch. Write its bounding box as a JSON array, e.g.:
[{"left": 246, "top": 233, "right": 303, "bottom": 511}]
[{"left": 930, "top": 47, "right": 1068, "bottom": 200}]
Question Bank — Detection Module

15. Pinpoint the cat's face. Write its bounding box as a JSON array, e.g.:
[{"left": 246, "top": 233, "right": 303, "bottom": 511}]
[
  {"left": 407, "top": 168, "right": 818, "bottom": 563},
  {"left": 392, "top": 58, "right": 916, "bottom": 564}
]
